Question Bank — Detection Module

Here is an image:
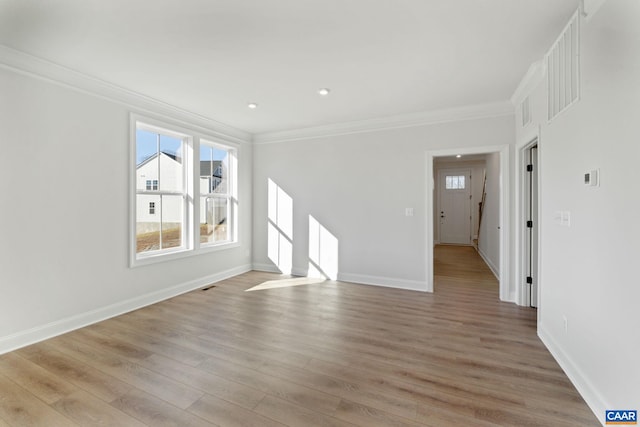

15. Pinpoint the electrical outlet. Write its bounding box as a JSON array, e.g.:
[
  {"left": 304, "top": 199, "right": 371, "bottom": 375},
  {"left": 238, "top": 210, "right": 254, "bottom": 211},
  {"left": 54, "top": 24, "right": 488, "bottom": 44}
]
[{"left": 405, "top": 208, "right": 414, "bottom": 217}]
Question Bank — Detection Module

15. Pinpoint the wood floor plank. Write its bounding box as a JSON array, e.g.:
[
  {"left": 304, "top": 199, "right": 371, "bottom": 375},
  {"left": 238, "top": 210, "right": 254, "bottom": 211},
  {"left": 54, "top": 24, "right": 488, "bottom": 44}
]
[
  {"left": 0, "top": 374, "right": 77, "bottom": 427},
  {"left": 87, "top": 321, "right": 210, "bottom": 367},
  {"left": 51, "top": 389, "right": 147, "bottom": 427},
  {"left": 254, "top": 395, "right": 356, "bottom": 427},
  {"left": 16, "top": 345, "right": 132, "bottom": 403},
  {"left": 334, "top": 399, "right": 424, "bottom": 427},
  {"left": 47, "top": 334, "right": 204, "bottom": 410},
  {"left": 187, "top": 394, "right": 286, "bottom": 427},
  {"left": 0, "top": 353, "right": 77, "bottom": 404},
  {"left": 195, "top": 355, "right": 342, "bottom": 414},
  {"left": 141, "top": 354, "right": 266, "bottom": 411},
  {"left": 254, "top": 358, "right": 419, "bottom": 420},
  {"left": 110, "top": 388, "right": 217, "bottom": 427},
  {"left": 0, "top": 245, "right": 599, "bottom": 426}
]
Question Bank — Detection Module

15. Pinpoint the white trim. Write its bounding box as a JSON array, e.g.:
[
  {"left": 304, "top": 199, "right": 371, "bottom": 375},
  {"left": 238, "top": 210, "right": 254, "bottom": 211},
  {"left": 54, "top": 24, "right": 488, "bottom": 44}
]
[
  {"left": 252, "top": 263, "right": 283, "bottom": 274},
  {"left": 251, "top": 265, "right": 428, "bottom": 291},
  {"left": 291, "top": 267, "right": 308, "bottom": 277},
  {"left": 538, "top": 327, "right": 606, "bottom": 424},
  {"left": 338, "top": 273, "right": 427, "bottom": 292},
  {"left": 253, "top": 102, "right": 514, "bottom": 144},
  {"left": 511, "top": 60, "right": 546, "bottom": 106},
  {"left": 426, "top": 145, "right": 511, "bottom": 301},
  {"left": 252, "top": 264, "right": 314, "bottom": 278},
  {"left": 0, "top": 264, "right": 252, "bottom": 355},
  {"left": 0, "top": 45, "right": 250, "bottom": 144},
  {"left": 514, "top": 126, "right": 541, "bottom": 307},
  {"left": 477, "top": 247, "right": 500, "bottom": 280}
]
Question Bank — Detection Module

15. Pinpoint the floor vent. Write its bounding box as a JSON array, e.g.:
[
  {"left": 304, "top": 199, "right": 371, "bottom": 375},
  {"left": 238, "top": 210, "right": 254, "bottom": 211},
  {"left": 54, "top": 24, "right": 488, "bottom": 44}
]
[{"left": 547, "top": 9, "right": 580, "bottom": 121}]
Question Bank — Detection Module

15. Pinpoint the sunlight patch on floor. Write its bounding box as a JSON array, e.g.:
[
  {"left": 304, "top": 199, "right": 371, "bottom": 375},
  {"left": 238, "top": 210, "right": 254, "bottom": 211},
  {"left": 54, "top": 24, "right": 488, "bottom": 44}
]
[{"left": 245, "top": 276, "right": 327, "bottom": 292}]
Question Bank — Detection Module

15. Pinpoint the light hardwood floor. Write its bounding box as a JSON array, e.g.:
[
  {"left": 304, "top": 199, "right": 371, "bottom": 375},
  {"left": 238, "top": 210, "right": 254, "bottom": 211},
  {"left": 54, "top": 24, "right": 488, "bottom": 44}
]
[{"left": 0, "top": 245, "right": 599, "bottom": 426}]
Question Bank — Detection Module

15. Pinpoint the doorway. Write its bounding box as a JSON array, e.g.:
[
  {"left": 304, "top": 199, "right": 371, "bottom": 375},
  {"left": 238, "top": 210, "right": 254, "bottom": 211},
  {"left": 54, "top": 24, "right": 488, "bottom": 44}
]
[
  {"left": 425, "top": 145, "right": 510, "bottom": 300},
  {"left": 437, "top": 168, "right": 471, "bottom": 245}
]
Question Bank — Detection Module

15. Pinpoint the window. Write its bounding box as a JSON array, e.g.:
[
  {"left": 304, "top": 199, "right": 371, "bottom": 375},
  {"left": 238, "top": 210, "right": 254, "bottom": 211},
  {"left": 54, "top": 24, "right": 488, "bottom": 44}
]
[
  {"left": 135, "top": 126, "right": 186, "bottom": 255},
  {"left": 145, "top": 180, "right": 158, "bottom": 190},
  {"left": 200, "top": 140, "right": 235, "bottom": 245},
  {"left": 131, "top": 115, "right": 238, "bottom": 265},
  {"left": 445, "top": 175, "right": 465, "bottom": 190}
]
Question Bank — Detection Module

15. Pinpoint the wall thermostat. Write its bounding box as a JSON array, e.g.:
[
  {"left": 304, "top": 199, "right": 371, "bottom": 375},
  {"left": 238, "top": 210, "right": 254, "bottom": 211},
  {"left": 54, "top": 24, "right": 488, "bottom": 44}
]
[{"left": 584, "top": 169, "right": 599, "bottom": 187}]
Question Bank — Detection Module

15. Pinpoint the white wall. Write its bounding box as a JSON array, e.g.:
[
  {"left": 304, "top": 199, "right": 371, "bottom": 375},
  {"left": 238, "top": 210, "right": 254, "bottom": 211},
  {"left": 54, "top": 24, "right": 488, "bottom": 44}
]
[
  {"left": 514, "top": 0, "right": 640, "bottom": 418},
  {"left": 0, "top": 66, "right": 253, "bottom": 353},
  {"left": 252, "top": 116, "right": 514, "bottom": 291},
  {"left": 478, "top": 152, "right": 500, "bottom": 277}
]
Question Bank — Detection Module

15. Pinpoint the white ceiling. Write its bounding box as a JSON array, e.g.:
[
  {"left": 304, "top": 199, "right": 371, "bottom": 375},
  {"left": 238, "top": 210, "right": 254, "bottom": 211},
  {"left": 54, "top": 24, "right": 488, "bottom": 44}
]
[{"left": 0, "top": 0, "right": 579, "bottom": 134}]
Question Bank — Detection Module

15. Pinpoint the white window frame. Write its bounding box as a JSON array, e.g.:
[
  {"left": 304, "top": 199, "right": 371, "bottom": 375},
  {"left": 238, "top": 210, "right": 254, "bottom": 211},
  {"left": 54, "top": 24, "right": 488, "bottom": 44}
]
[{"left": 129, "top": 113, "right": 239, "bottom": 267}]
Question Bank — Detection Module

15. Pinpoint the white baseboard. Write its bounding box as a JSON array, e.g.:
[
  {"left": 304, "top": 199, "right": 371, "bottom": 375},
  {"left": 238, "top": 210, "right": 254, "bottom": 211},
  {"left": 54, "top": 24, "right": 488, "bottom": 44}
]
[
  {"left": 338, "top": 272, "right": 428, "bottom": 292},
  {"left": 538, "top": 327, "right": 606, "bottom": 426},
  {"left": 252, "top": 263, "right": 282, "bottom": 273},
  {"left": 251, "top": 264, "right": 314, "bottom": 278},
  {"left": 0, "top": 264, "right": 252, "bottom": 355},
  {"left": 252, "top": 265, "right": 427, "bottom": 292},
  {"left": 291, "top": 267, "right": 308, "bottom": 277},
  {"left": 477, "top": 247, "right": 500, "bottom": 280}
]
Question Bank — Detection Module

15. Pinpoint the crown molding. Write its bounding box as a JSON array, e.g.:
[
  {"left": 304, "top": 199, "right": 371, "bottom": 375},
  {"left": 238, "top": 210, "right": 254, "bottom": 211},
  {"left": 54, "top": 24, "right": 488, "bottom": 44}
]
[
  {"left": 510, "top": 60, "right": 546, "bottom": 107},
  {"left": 252, "top": 101, "right": 514, "bottom": 144},
  {"left": 0, "top": 45, "right": 251, "bottom": 144}
]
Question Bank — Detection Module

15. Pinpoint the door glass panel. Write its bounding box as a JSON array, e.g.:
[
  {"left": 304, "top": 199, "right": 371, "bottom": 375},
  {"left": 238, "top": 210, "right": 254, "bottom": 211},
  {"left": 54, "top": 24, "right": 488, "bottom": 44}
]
[{"left": 445, "top": 175, "right": 465, "bottom": 190}]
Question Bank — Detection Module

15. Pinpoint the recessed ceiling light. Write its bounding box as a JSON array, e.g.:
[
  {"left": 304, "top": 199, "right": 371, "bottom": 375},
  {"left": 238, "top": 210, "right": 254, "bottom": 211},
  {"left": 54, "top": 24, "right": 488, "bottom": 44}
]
[
  {"left": 456, "top": 154, "right": 462, "bottom": 158},
  {"left": 248, "top": 103, "right": 258, "bottom": 109},
  {"left": 318, "top": 88, "right": 330, "bottom": 96}
]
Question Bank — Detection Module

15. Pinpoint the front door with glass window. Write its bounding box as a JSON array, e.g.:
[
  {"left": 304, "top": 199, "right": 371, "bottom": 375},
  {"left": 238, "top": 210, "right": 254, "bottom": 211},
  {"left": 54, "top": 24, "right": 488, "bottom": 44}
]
[{"left": 438, "top": 169, "right": 471, "bottom": 245}]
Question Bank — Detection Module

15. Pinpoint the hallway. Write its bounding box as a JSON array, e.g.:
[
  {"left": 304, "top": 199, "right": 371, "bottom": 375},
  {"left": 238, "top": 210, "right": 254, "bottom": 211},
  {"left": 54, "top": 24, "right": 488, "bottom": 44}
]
[{"left": 434, "top": 244, "right": 499, "bottom": 292}]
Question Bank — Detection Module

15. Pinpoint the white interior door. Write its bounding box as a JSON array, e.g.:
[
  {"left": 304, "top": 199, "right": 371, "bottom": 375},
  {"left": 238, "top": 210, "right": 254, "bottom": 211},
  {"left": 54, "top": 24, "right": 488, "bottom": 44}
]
[{"left": 438, "top": 169, "right": 471, "bottom": 245}]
